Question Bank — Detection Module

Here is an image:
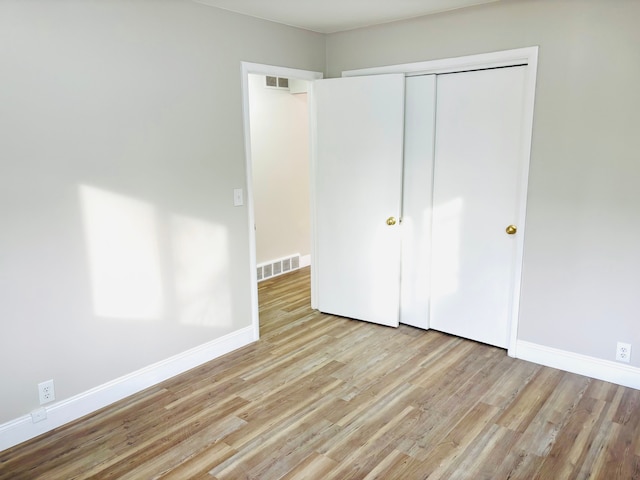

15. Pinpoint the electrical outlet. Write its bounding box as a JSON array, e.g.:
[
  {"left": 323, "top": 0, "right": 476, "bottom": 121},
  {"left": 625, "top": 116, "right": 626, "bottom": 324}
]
[
  {"left": 38, "top": 379, "right": 55, "bottom": 405},
  {"left": 31, "top": 408, "right": 47, "bottom": 423},
  {"left": 616, "top": 342, "right": 631, "bottom": 363}
]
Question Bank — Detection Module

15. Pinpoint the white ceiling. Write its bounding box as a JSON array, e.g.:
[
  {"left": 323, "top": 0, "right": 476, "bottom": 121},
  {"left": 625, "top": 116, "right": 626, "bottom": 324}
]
[{"left": 193, "top": 0, "right": 501, "bottom": 34}]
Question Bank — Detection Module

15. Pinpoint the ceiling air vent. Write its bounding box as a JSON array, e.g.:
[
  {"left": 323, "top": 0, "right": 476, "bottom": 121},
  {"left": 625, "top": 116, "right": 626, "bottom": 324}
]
[
  {"left": 265, "top": 76, "right": 289, "bottom": 90},
  {"left": 277, "top": 77, "right": 289, "bottom": 88}
]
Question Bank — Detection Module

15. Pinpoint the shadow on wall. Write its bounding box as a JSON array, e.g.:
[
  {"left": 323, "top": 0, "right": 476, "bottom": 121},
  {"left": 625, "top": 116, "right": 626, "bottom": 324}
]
[{"left": 79, "top": 184, "right": 232, "bottom": 327}]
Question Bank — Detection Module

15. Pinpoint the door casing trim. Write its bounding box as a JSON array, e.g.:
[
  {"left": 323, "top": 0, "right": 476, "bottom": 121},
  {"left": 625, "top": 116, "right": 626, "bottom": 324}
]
[{"left": 240, "top": 62, "right": 323, "bottom": 341}]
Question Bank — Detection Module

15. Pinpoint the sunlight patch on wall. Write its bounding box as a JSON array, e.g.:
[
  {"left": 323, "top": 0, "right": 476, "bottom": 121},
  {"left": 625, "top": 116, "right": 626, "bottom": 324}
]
[
  {"left": 171, "top": 215, "right": 232, "bottom": 328},
  {"left": 80, "top": 185, "right": 164, "bottom": 320}
]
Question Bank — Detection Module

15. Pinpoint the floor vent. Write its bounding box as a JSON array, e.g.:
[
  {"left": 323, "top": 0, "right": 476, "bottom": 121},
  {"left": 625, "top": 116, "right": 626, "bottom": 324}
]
[{"left": 258, "top": 254, "right": 301, "bottom": 282}]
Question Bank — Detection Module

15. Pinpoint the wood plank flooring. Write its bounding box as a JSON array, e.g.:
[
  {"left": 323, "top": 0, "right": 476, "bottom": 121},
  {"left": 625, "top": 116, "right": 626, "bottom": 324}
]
[{"left": 2, "top": 267, "right": 639, "bottom": 479}]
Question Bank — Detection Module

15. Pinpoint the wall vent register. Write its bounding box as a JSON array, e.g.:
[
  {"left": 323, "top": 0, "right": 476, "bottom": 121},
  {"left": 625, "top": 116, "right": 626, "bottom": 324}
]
[
  {"left": 265, "top": 76, "right": 289, "bottom": 90},
  {"left": 257, "top": 254, "right": 300, "bottom": 282}
]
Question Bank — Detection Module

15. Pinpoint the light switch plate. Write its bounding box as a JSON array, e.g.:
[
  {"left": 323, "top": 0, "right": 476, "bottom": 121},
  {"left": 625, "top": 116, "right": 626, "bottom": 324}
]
[{"left": 233, "top": 188, "right": 244, "bottom": 206}]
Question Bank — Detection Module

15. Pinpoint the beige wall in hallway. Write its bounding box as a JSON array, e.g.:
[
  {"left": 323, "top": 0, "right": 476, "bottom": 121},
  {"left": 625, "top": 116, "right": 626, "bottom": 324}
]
[{"left": 248, "top": 74, "right": 311, "bottom": 266}]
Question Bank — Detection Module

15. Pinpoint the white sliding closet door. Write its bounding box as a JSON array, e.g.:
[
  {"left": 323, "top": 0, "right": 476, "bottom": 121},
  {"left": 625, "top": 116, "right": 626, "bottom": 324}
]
[
  {"left": 313, "top": 74, "right": 405, "bottom": 327},
  {"left": 430, "top": 66, "right": 527, "bottom": 348},
  {"left": 400, "top": 75, "right": 437, "bottom": 329}
]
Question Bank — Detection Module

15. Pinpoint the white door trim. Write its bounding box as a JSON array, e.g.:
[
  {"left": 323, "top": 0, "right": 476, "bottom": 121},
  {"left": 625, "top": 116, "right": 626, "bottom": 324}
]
[
  {"left": 240, "top": 62, "right": 323, "bottom": 341},
  {"left": 342, "top": 47, "right": 538, "bottom": 357},
  {"left": 342, "top": 47, "right": 537, "bottom": 78}
]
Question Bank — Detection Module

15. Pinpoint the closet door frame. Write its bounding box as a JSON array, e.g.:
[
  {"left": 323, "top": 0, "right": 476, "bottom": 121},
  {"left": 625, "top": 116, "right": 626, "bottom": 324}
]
[{"left": 343, "top": 47, "right": 539, "bottom": 358}]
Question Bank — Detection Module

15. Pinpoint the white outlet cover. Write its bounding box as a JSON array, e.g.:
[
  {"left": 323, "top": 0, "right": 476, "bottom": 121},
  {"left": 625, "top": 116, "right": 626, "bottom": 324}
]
[
  {"left": 38, "top": 379, "right": 55, "bottom": 405},
  {"left": 616, "top": 342, "right": 632, "bottom": 363},
  {"left": 31, "top": 408, "right": 47, "bottom": 423}
]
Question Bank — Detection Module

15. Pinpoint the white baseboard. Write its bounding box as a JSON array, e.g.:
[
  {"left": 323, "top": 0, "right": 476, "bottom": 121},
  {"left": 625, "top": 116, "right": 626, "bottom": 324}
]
[
  {"left": 0, "top": 326, "right": 256, "bottom": 453},
  {"left": 516, "top": 340, "right": 640, "bottom": 390},
  {"left": 300, "top": 254, "right": 311, "bottom": 268}
]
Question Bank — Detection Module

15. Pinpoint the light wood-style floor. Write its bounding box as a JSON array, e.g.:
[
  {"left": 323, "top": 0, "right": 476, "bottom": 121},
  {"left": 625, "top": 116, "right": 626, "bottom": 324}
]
[{"left": 2, "top": 267, "right": 639, "bottom": 479}]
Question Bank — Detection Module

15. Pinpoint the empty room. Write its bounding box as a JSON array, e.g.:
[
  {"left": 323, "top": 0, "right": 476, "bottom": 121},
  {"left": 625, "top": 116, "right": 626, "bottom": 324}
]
[{"left": 1, "top": 0, "right": 639, "bottom": 478}]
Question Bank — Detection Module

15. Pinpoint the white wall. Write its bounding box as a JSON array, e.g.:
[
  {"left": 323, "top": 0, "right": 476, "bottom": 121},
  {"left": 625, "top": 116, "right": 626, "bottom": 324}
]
[
  {"left": 248, "top": 75, "right": 311, "bottom": 265},
  {"left": 326, "top": 0, "right": 640, "bottom": 367},
  {"left": 0, "top": 0, "right": 324, "bottom": 428}
]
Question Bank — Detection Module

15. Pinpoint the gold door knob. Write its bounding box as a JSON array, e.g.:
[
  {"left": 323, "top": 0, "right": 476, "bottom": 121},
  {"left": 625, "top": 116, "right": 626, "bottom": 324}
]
[
  {"left": 386, "top": 217, "right": 397, "bottom": 226},
  {"left": 506, "top": 225, "right": 517, "bottom": 235}
]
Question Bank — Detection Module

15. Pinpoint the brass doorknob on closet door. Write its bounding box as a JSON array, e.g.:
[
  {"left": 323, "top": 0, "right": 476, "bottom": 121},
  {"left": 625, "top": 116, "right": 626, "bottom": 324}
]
[
  {"left": 386, "top": 217, "right": 397, "bottom": 226},
  {"left": 506, "top": 225, "right": 517, "bottom": 235}
]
